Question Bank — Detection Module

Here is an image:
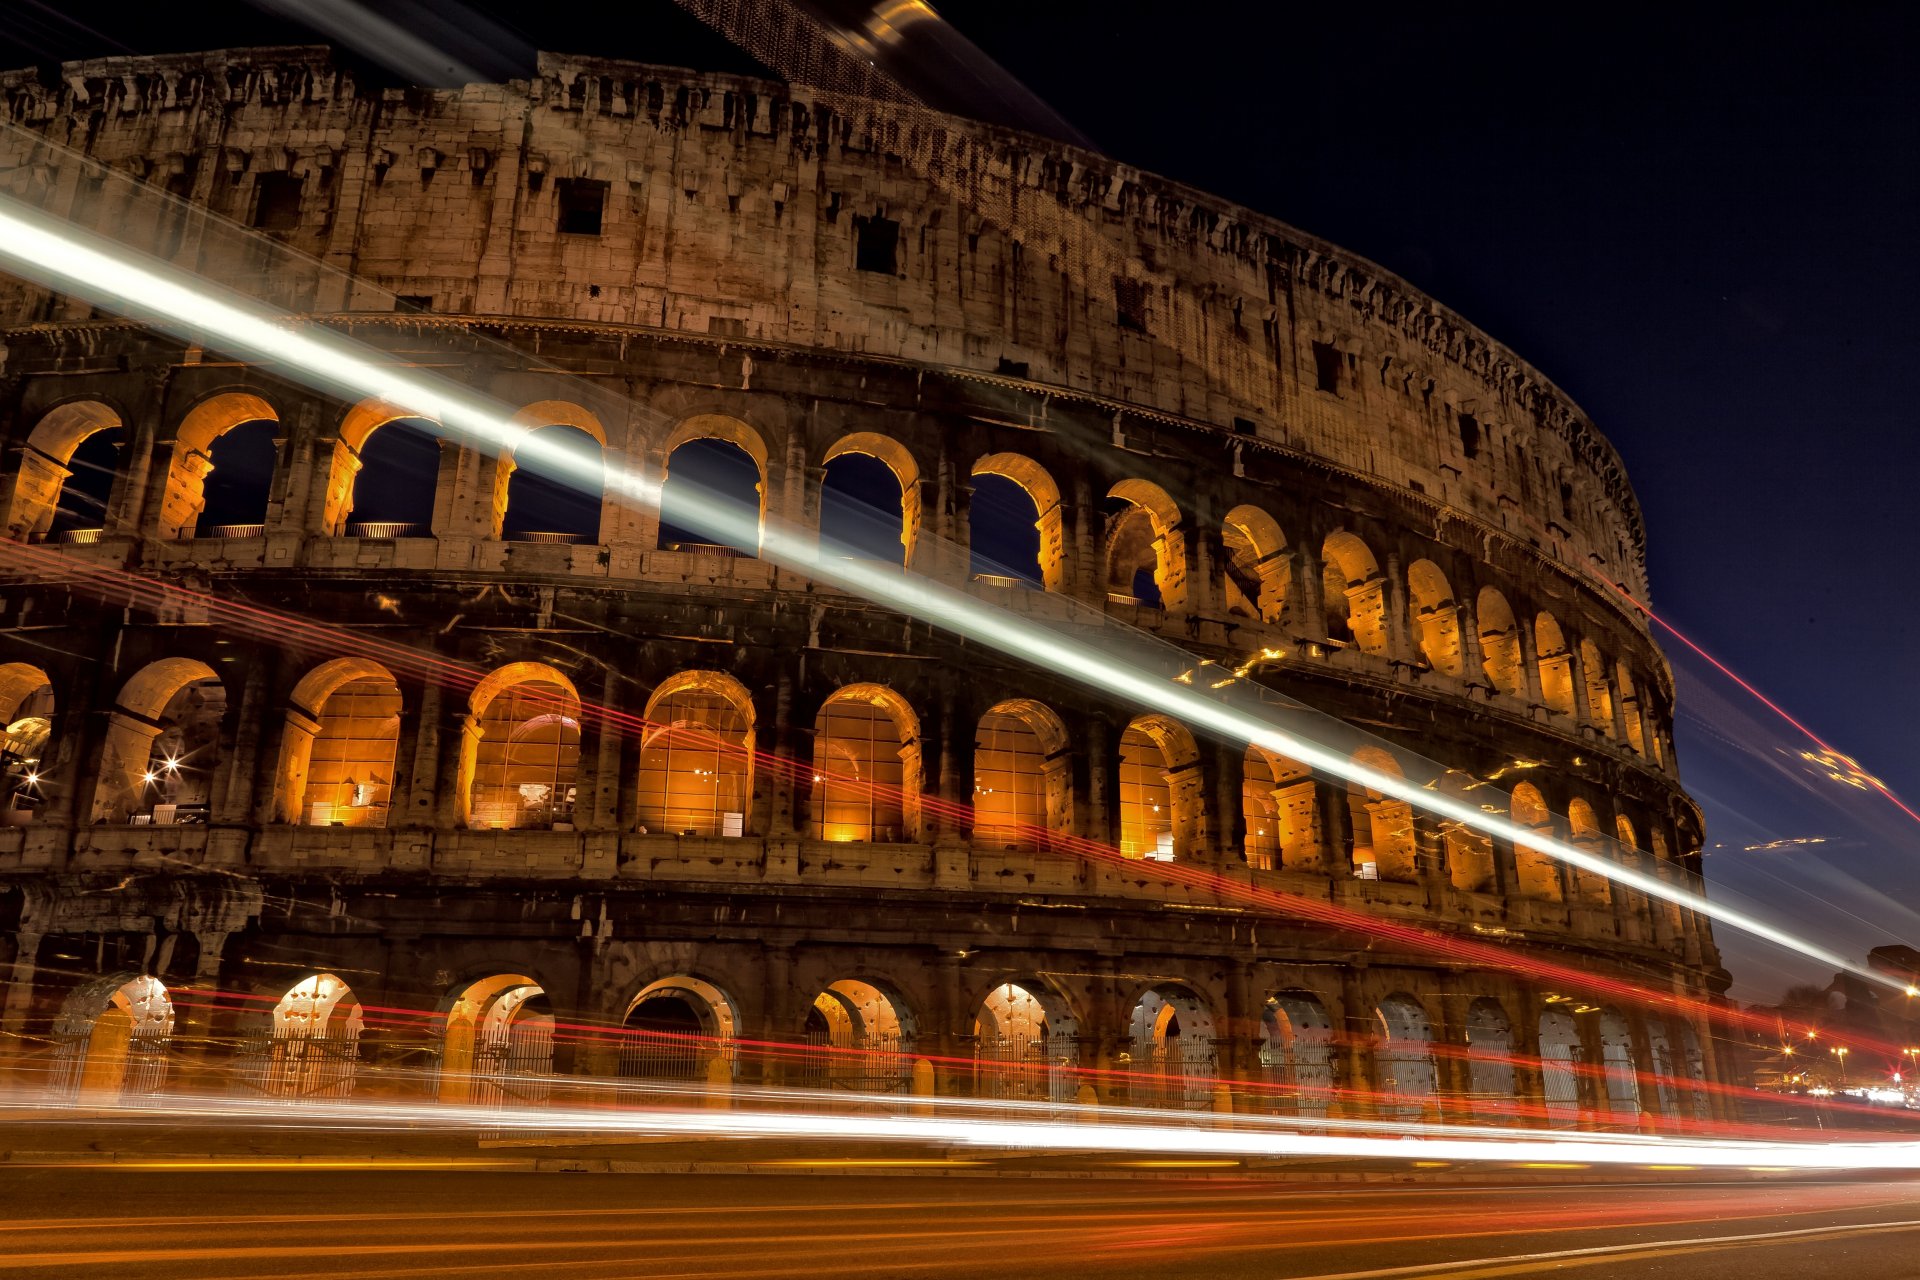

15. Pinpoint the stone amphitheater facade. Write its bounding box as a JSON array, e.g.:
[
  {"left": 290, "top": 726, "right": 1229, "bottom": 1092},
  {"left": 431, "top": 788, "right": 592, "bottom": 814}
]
[{"left": 0, "top": 46, "right": 1731, "bottom": 1121}]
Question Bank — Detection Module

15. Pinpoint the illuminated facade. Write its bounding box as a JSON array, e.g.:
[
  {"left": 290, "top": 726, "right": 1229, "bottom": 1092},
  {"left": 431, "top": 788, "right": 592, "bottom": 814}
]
[{"left": 0, "top": 47, "right": 1732, "bottom": 1121}]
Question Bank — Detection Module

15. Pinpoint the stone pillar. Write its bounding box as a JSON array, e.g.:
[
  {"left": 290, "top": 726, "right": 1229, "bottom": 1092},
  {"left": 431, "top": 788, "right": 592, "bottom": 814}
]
[
  {"left": 1294, "top": 543, "right": 1328, "bottom": 645},
  {"left": 1512, "top": 988, "right": 1547, "bottom": 1119},
  {"left": 1383, "top": 552, "right": 1415, "bottom": 665},
  {"left": 1067, "top": 475, "right": 1097, "bottom": 603},
  {"left": 1436, "top": 985, "right": 1471, "bottom": 1116},
  {"left": 1514, "top": 609, "right": 1548, "bottom": 708},
  {"left": 395, "top": 679, "right": 443, "bottom": 829},
  {"left": 1211, "top": 741, "right": 1245, "bottom": 866},
  {"left": 0, "top": 933, "right": 42, "bottom": 1035},
  {"left": 1334, "top": 969, "right": 1373, "bottom": 1119},
  {"left": 1081, "top": 716, "right": 1112, "bottom": 850},
  {"left": 758, "top": 672, "right": 800, "bottom": 838},
  {"left": 1566, "top": 638, "right": 1596, "bottom": 732},
  {"left": 580, "top": 668, "right": 623, "bottom": 830},
  {"left": 103, "top": 366, "right": 173, "bottom": 538},
  {"left": 211, "top": 655, "right": 273, "bottom": 825},
  {"left": 1318, "top": 779, "right": 1354, "bottom": 879},
  {"left": 1456, "top": 597, "right": 1489, "bottom": 691}
]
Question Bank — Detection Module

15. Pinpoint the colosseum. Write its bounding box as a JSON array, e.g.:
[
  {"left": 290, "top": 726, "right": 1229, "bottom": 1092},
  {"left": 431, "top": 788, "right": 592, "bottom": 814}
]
[{"left": 0, "top": 44, "right": 1732, "bottom": 1122}]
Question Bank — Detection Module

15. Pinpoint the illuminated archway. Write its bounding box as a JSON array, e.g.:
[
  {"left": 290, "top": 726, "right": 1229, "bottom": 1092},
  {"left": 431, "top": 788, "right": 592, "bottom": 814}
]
[
  {"left": 2, "top": 400, "right": 124, "bottom": 542},
  {"left": 163, "top": 392, "right": 280, "bottom": 539},
  {"left": 440, "top": 974, "right": 554, "bottom": 1107},
  {"left": 619, "top": 975, "right": 739, "bottom": 1083},
  {"left": 1374, "top": 994, "right": 1437, "bottom": 1120},
  {"left": 1598, "top": 1007, "right": 1640, "bottom": 1121},
  {"left": 970, "top": 453, "right": 1064, "bottom": 591},
  {"left": 821, "top": 432, "right": 920, "bottom": 566},
  {"left": 273, "top": 658, "right": 401, "bottom": 827},
  {"left": 1509, "top": 782, "right": 1563, "bottom": 902},
  {"left": 1103, "top": 479, "right": 1186, "bottom": 611},
  {"left": 975, "top": 980, "right": 1080, "bottom": 1104},
  {"left": 50, "top": 974, "right": 174, "bottom": 1100},
  {"left": 248, "top": 973, "right": 364, "bottom": 1100},
  {"left": 1566, "top": 798, "right": 1612, "bottom": 907},
  {"left": 1439, "top": 772, "right": 1496, "bottom": 893},
  {"left": 636, "top": 671, "right": 756, "bottom": 838},
  {"left": 1538, "top": 1007, "right": 1583, "bottom": 1128},
  {"left": 90, "top": 658, "right": 224, "bottom": 825},
  {"left": 1221, "top": 504, "right": 1290, "bottom": 625},
  {"left": 1406, "top": 560, "right": 1462, "bottom": 675},
  {"left": 326, "top": 400, "right": 442, "bottom": 536},
  {"left": 498, "top": 407, "right": 607, "bottom": 543},
  {"left": 657, "top": 416, "right": 768, "bottom": 554},
  {"left": 972, "top": 699, "right": 1070, "bottom": 850},
  {"left": 1345, "top": 747, "right": 1415, "bottom": 882},
  {"left": 1260, "top": 991, "right": 1335, "bottom": 1118},
  {"left": 1534, "top": 613, "right": 1575, "bottom": 715},
  {"left": 1464, "top": 997, "right": 1515, "bottom": 1116},
  {"left": 812, "top": 684, "right": 921, "bottom": 843},
  {"left": 1476, "top": 588, "right": 1526, "bottom": 696},
  {"left": 0, "top": 663, "right": 54, "bottom": 824},
  {"left": 1117, "top": 713, "right": 1198, "bottom": 861},
  {"left": 1615, "top": 663, "right": 1647, "bottom": 754},
  {"left": 1128, "top": 985, "right": 1217, "bottom": 1110},
  {"left": 803, "top": 977, "right": 917, "bottom": 1092},
  {"left": 1579, "top": 638, "right": 1615, "bottom": 736},
  {"left": 1243, "top": 744, "right": 1319, "bottom": 872},
  {"left": 462, "top": 662, "right": 581, "bottom": 830},
  {"left": 1321, "top": 532, "right": 1387, "bottom": 655}
]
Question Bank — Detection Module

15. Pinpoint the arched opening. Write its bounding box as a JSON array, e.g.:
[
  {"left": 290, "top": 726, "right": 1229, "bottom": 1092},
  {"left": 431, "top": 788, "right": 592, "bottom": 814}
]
[
  {"left": 1321, "top": 532, "right": 1387, "bottom": 655},
  {"left": 50, "top": 974, "right": 175, "bottom": 1100},
  {"left": 1128, "top": 985, "right": 1217, "bottom": 1110},
  {"left": 1406, "top": 560, "right": 1463, "bottom": 675},
  {"left": 1464, "top": 997, "right": 1515, "bottom": 1116},
  {"left": 1566, "top": 798, "right": 1612, "bottom": 907},
  {"left": 501, "top": 423, "right": 605, "bottom": 543},
  {"left": 802, "top": 978, "right": 916, "bottom": 1093},
  {"left": 1538, "top": 1007, "right": 1583, "bottom": 1127},
  {"left": 820, "top": 433, "right": 919, "bottom": 566},
  {"left": 1117, "top": 714, "right": 1197, "bottom": 862},
  {"left": 3, "top": 401, "right": 123, "bottom": 543},
  {"left": 636, "top": 671, "right": 755, "bottom": 838},
  {"left": 91, "top": 658, "right": 224, "bottom": 825},
  {"left": 1440, "top": 773, "right": 1496, "bottom": 893},
  {"left": 1260, "top": 991, "right": 1335, "bottom": 1118},
  {"left": 1374, "top": 995, "right": 1438, "bottom": 1121},
  {"left": 975, "top": 980, "right": 1080, "bottom": 1104},
  {"left": 1243, "top": 744, "right": 1320, "bottom": 872},
  {"left": 1509, "top": 782, "right": 1562, "bottom": 902},
  {"left": 1615, "top": 663, "right": 1647, "bottom": 754},
  {"left": 619, "top": 976, "right": 738, "bottom": 1084},
  {"left": 342, "top": 413, "right": 441, "bottom": 536},
  {"left": 812, "top": 684, "right": 920, "bottom": 843},
  {"left": 165, "top": 393, "right": 281, "bottom": 539},
  {"left": 970, "top": 453, "right": 1064, "bottom": 591},
  {"left": 1221, "top": 505, "right": 1290, "bottom": 625},
  {"left": 440, "top": 975, "right": 553, "bottom": 1108},
  {"left": 1103, "top": 479, "right": 1185, "bottom": 611},
  {"left": 1345, "top": 747, "right": 1415, "bottom": 882},
  {"left": 0, "top": 663, "right": 55, "bottom": 825},
  {"left": 973, "top": 699, "right": 1070, "bottom": 850},
  {"left": 275, "top": 658, "right": 401, "bottom": 827},
  {"left": 658, "top": 428, "right": 765, "bottom": 555},
  {"left": 1534, "top": 613, "right": 1575, "bottom": 715},
  {"left": 1476, "top": 588, "right": 1526, "bottom": 697},
  {"left": 1579, "top": 638, "right": 1615, "bottom": 736},
  {"left": 1598, "top": 1007, "right": 1640, "bottom": 1121},
  {"left": 463, "top": 663, "right": 580, "bottom": 831},
  {"left": 247, "top": 973, "right": 364, "bottom": 1100},
  {"left": 1650, "top": 830, "right": 1686, "bottom": 938}
]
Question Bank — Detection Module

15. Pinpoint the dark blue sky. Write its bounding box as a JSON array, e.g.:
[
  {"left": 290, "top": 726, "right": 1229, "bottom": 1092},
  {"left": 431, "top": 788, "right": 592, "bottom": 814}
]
[{"left": 10, "top": 2, "right": 1916, "bottom": 999}]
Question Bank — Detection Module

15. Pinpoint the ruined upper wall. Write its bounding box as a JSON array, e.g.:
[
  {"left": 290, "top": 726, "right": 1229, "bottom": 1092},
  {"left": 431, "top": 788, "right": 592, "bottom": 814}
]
[{"left": 0, "top": 44, "right": 1650, "bottom": 597}]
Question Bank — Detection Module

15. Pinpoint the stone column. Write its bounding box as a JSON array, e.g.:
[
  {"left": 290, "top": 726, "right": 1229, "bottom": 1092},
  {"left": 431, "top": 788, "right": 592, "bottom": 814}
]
[
  {"left": 1212, "top": 741, "right": 1246, "bottom": 866},
  {"left": 0, "top": 933, "right": 42, "bottom": 1035},
  {"left": 1318, "top": 779, "right": 1354, "bottom": 879},
  {"left": 211, "top": 655, "right": 273, "bottom": 825},
  {"left": 1383, "top": 552, "right": 1415, "bottom": 665},
  {"left": 1334, "top": 969, "right": 1373, "bottom": 1120},
  {"left": 395, "top": 680, "right": 443, "bottom": 829},
  {"left": 1456, "top": 597, "right": 1489, "bottom": 691},
  {"left": 1294, "top": 543, "right": 1328, "bottom": 645},
  {"left": 1514, "top": 609, "right": 1548, "bottom": 708}
]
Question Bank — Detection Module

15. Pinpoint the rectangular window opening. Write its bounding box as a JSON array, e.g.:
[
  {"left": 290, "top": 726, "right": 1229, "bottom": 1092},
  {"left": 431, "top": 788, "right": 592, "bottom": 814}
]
[
  {"left": 1114, "top": 276, "right": 1149, "bottom": 333},
  {"left": 251, "top": 172, "right": 304, "bottom": 231},
  {"left": 855, "top": 214, "right": 900, "bottom": 273},
  {"left": 1311, "top": 341, "right": 1342, "bottom": 393},
  {"left": 557, "top": 178, "right": 607, "bottom": 235}
]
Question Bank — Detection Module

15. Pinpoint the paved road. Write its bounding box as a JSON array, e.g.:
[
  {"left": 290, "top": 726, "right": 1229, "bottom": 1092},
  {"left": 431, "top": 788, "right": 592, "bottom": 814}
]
[{"left": 1, "top": 1164, "right": 1918, "bottom": 1278}]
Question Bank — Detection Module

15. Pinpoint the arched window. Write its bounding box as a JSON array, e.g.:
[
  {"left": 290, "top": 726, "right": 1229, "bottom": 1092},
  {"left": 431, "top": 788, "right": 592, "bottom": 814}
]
[
  {"left": 1579, "top": 638, "right": 1615, "bottom": 735},
  {"left": 1321, "top": 532, "right": 1387, "bottom": 655},
  {"left": 3, "top": 401, "right": 123, "bottom": 542},
  {"left": 658, "top": 429, "right": 765, "bottom": 555},
  {"left": 91, "top": 658, "right": 225, "bottom": 824},
  {"left": 1440, "top": 773, "right": 1496, "bottom": 893},
  {"left": 812, "top": 685, "right": 920, "bottom": 843},
  {"left": 975, "top": 980, "right": 1079, "bottom": 1104},
  {"left": 1374, "top": 994, "right": 1437, "bottom": 1121},
  {"left": 1566, "top": 798, "right": 1612, "bottom": 906},
  {"left": 1129, "top": 985, "right": 1217, "bottom": 1110},
  {"left": 344, "top": 417, "right": 440, "bottom": 536},
  {"left": 440, "top": 975, "right": 554, "bottom": 1108},
  {"left": 803, "top": 978, "right": 916, "bottom": 1092},
  {"left": 1598, "top": 1007, "right": 1640, "bottom": 1119},
  {"left": 275, "top": 659, "right": 402, "bottom": 827},
  {"left": 1464, "top": 997, "right": 1515, "bottom": 1116},
  {"left": 820, "top": 434, "right": 919, "bottom": 565},
  {"left": 0, "top": 663, "right": 55, "bottom": 824},
  {"left": 1476, "top": 587, "right": 1526, "bottom": 697},
  {"left": 1538, "top": 1007, "right": 1582, "bottom": 1127},
  {"left": 249, "top": 973, "right": 364, "bottom": 1100},
  {"left": 1118, "top": 715, "right": 1196, "bottom": 861},
  {"left": 619, "top": 975, "right": 738, "bottom": 1083},
  {"left": 1221, "top": 505, "right": 1290, "bottom": 625},
  {"left": 162, "top": 393, "right": 279, "bottom": 539},
  {"left": 970, "top": 453, "right": 1064, "bottom": 591},
  {"left": 1260, "top": 991, "right": 1335, "bottom": 1119},
  {"left": 463, "top": 663, "right": 581, "bottom": 830},
  {"left": 1534, "top": 613, "right": 1575, "bottom": 715},
  {"left": 636, "top": 672, "right": 755, "bottom": 838},
  {"left": 973, "top": 700, "right": 1069, "bottom": 850},
  {"left": 1406, "top": 560, "right": 1463, "bottom": 675},
  {"left": 1243, "top": 744, "right": 1320, "bottom": 872},
  {"left": 1103, "top": 480, "right": 1185, "bottom": 611},
  {"left": 502, "top": 424, "right": 604, "bottom": 543},
  {"left": 50, "top": 974, "right": 175, "bottom": 1100},
  {"left": 1345, "top": 747, "right": 1415, "bottom": 882},
  {"left": 1509, "top": 782, "right": 1562, "bottom": 902}
]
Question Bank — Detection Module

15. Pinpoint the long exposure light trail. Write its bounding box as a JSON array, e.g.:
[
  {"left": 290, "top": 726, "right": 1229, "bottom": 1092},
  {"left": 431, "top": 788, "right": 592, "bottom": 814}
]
[{"left": 0, "top": 192, "right": 1895, "bottom": 996}]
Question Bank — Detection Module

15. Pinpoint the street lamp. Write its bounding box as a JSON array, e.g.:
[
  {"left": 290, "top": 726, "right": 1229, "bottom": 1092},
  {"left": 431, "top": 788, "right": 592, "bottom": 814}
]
[{"left": 1832, "top": 1045, "right": 1850, "bottom": 1084}]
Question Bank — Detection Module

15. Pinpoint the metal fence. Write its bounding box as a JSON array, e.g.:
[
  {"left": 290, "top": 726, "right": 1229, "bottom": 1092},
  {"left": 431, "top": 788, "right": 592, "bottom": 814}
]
[
  {"left": 793, "top": 1033, "right": 913, "bottom": 1095},
  {"left": 975, "top": 1034, "right": 1078, "bottom": 1113},
  {"left": 234, "top": 1028, "right": 361, "bottom": 1100}
]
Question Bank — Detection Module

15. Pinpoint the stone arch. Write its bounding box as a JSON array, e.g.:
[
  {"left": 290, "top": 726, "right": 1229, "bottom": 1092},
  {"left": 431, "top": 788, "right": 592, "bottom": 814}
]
[
  {"left": 1321, "top": 531, "right": 1388, "bottom": 655},
  {"left": 1221, "top": 504, "right": 1290, "bottom": 625},
  {"left": 974, "top": 979, "right": 1081, "bottom": 1103},
  {"left": 1509, "top": 781, "right": 1562, "bottom": 902},
  {"left": 1566, "top": 797, "right": 1612, "bottom": 906},
  {"left": 50, "top": 973, "right": 175, "bottom": 1100},
  {"left": 820, "top": 431, "right": 921, "bottom": 567},
  {"left": 1534, "top": 613, "right": 1575, "bottom": 715},
  {"left": 461, "top": 662, "right": 581, "bottom": 830},
  {"left": 1437, "top": 773, "right": 1496, "bottom": 893},
  {"left": 1260, "top": 990, "right": 1335, "bottom": 1118},
  {"left": 1243, "top": 744, "right": 1321, "bottom": 872},
  {"left": 812, "top": 683, "right": 921, "bottom": 843},
  {"left": 1406, "top": 559, "right": 1463, "bottom": 675},
  {"left": 803, "top": 977, "right": 918, "bottom": 1092},
  {"left": 1597, "top": 1007, "right": 1640, "bottom": 1120},
  {"left": 1117, "top": 712, "right": 1200, "bottom": 861},
  {"left": 163, "top": 391, "right": 280, "bottom": 539},
  {"left": 1464, "top": 997, "right": 1515, "bottom": 1114},
  {"left": 1346, "top": 746, "right": 1415, "bottom": 882},
  {"left": 973, "top": 699, "right": 1071, "bottom": 850},
  {"left": 657, "top": 415, "right": 769, "bottom": 555},
  {"left": 970, "top": 452, "right": 1066, "bottom": 592},
  {"left": 1615, "top": 662, "right": 1647, "bottom": 754},
  {"left": 496, "top": 402, "right": 609, "bottom": 543},
  {"left": 1128, "top": 984, "right": 1218, "bottom": 1110},
  {"left": 1104, "top": 478, "right": 1187, "bottom": 611},
  {"left": 244, "top": 973, "right": 365, "bottom": 1099},
  {"left": 1476, "top": 587, "right": 1526, "bottom": 697},
  {"left": 1579, "top": 638, "right": 1615, "bottom": 736},
  {"left": 439, "top": 973, "right": 554, "bottom": 1107},
  {"left": 619, "top": 974, "right": 740, "bottom": 1083},
  {"left": 4, "top": 400, "right": 124, "bottom": 541},
  {"left": 636, "top": 670, "right": 756, "bottom": 838},
  {"left": 272, "top": 657, "right": 402, "bottom": 826},
  {"left": 1538, "top": 1006, "right": 1583, "bottom": 1127},
  {"left": 324, "top": 400, "right": 442, "bottom": 536},
  {"left": 0, "top": 663, "right": 55, "bottom": 824},
  {"left": 1374, "top": 993, "right": 1438, "bottom": 1120},
  {"left": 90, "top": 657, "right": 224, "bottom": 824}
]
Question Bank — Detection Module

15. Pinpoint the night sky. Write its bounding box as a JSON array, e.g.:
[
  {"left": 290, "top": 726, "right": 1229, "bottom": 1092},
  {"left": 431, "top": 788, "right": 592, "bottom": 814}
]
[{"left": 7, "top": 2, "right": 1916, "bottom": 1001}]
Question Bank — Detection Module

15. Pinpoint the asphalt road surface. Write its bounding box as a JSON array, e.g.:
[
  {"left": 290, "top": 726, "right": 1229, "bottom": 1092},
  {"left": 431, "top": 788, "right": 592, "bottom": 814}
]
[{"left": 1, "top": 1165, "right": 1918, "bottom": 1278}]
